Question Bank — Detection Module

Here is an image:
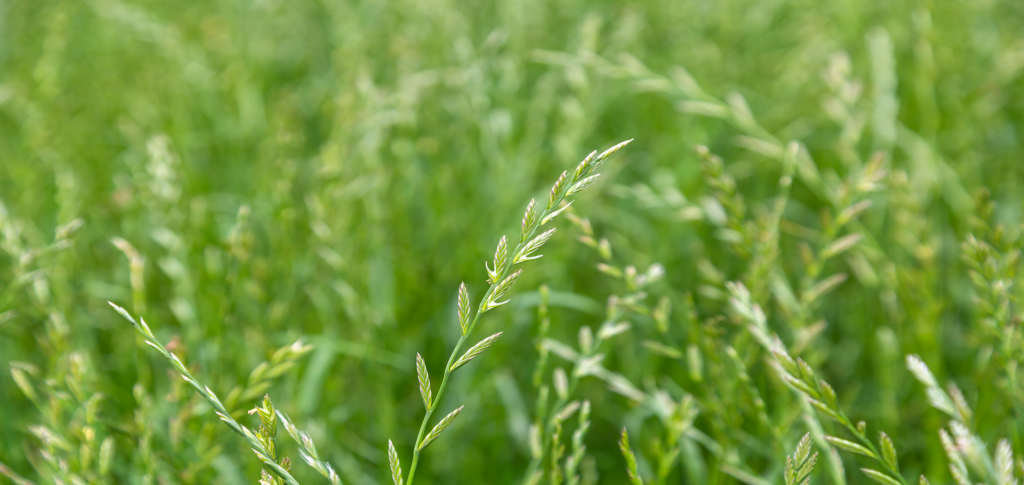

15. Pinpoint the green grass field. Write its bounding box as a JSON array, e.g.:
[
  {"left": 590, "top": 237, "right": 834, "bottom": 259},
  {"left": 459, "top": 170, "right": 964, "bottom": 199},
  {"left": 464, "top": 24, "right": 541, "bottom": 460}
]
[{"left": 3, "top": 0, "right": 1024, "bottom": 483}]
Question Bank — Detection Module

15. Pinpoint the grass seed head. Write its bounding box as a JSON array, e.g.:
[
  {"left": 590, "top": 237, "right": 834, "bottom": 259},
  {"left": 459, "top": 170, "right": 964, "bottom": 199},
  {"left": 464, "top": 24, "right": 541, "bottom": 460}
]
[
  {"left": 416, "top": 353, "right": 432, "bottom": 409},
  {"left": 458, "top": 282, "right": 471, "bottom": 334},
  {"left": 418, "top": 406, "right": 465, "bottom": 451},
  {"left": 450, "top": 332, "right": 503, "bottom": 371}
]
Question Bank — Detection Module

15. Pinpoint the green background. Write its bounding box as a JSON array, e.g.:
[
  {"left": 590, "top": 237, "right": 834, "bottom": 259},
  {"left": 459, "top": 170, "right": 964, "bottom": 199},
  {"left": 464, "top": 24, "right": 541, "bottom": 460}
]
[{"left": 2, "top": 0, "right": 1024, "bottom": 483}]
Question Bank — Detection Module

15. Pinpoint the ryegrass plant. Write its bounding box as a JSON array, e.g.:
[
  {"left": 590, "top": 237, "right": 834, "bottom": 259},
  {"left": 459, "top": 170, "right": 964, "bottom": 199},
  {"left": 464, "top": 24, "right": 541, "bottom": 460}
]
[
  {"left": 108, "top": 302, "right": 312, "bottom": 485},
  {"left": 99, "top": 141, "right": 629, "bottom": 485},
  {"left": 397, "top": 140, "right": 631, "bottom": 485},
  {"left": 3, "top": 1, "right": 1024, "bottom": 483}
]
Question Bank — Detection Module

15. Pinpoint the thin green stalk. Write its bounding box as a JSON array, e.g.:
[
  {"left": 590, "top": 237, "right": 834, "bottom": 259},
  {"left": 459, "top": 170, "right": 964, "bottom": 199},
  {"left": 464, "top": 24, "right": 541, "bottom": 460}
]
[
  {"left": 405, "top": 310, "right": 481, "bottom": 485},
  {"left": 528, "top": 372, "right": 581, "bottom": 481},
  {"left": 406, "top": 226, "right": 543, "bottom": 485},
  {"left": 522, "top": 315, "right": 614, "bottom": 483},
  {"left": 405, "top": 140, "right": 632, "bottom": 485},
  {"left": 109, "top": 303, "right": 302, "bottom": 485}
]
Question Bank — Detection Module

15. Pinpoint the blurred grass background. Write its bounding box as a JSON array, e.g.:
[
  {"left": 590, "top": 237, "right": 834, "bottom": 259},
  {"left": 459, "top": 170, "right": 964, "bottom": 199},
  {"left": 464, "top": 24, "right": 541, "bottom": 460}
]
[{"left": 2, "top": 0, "right": 1024, "bottom": 483}]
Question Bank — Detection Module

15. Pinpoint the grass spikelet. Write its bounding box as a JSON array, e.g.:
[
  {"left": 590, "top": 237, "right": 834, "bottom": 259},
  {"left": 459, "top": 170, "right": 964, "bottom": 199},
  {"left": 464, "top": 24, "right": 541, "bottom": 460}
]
[
  {"left": 9, "top": 365, "right": 38, "bottom": 403},
  {"left": 566, "top": 174, "right": 601, "bottom": 197},
  {"left": 879, "top": 432, "right": 898, "bottom": 473},
  {"left": 487, "top": 237, "right": 509, "bottom": 285},
  {"left": 905, "top": 355, "right": 960, "bottom": 419},
  {"left": 618, "top": 428, "right": 643, "bottom": 485},
  {"left": 388, "top": 440, "right": 403, "bottom": 485},
  {"left": 515, "top": 228, "right": 557, "bottom": 263},
  {"left": 542, "top": 201, "right": 574, "bottom": 226},
  {"left": 450, "top": 332, "right": 503, "bottom": 371},
  {"left": 482, "top": 269, "right": 523, "bottom": 311},
  {"left": 521, "top": 199, "right": 538, "bottom": 243},
  {"left": 572, "top": 151, "right": 598, "bottom": 181},
  {"left": 553, "top": 368, "right": 569, "bottom": 399},
  {"left": 416, "top": 353, "right": 432, "bottom": 409},
  {"left": 582, "top": 139, "right": 632, "bottom": 178},
  {"left": 549, "top": 171, "right": 570, "bottom": 209},
  {"left": 905, "top": 355, "right": 939, "bottom": 388},
  {"left": 819, "top": 233, "right": 863, "bottom": 261},
  {"left": 458, "top": 282, "right": 471, "bottom": 335},
  {"left": 938, "top": 429, "right": 966, "bottom": 477},
  {"left": 862, "top": 468, "right": 902, "bottom": 485},
  {"left": 418, "top": 406, "right": 464, "bottom": 451},
  {"left": 824, "top": 436, "right": 875, "bottom": 458},
  {"left": 994, "top": 439, "right": 1014, "bottom": 485}
]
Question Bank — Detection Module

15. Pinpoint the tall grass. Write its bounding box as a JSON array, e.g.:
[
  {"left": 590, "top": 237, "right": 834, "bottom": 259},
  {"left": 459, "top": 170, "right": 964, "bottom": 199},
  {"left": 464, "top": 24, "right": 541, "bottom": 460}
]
[{"left": 2, "top": 0, "right": 1024, "bottom": 483}]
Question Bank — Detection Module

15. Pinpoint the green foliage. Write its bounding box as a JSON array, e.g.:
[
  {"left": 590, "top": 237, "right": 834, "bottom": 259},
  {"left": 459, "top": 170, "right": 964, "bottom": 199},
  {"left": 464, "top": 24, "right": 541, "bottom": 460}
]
[{"left": 3, "top": 0, "right": 1024, "bottom": 484}]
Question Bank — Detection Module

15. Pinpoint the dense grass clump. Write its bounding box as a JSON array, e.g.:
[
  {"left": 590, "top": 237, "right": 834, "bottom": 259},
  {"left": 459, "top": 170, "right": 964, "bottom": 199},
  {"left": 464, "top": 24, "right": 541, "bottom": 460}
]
[{"left": 3, "top": 0, "right": 1024, "bottom": 484}]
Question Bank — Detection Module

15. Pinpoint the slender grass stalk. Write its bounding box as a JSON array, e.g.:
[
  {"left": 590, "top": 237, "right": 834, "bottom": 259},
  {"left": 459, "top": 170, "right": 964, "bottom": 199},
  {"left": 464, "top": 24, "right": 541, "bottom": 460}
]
[
  {"left": 725, "top": 280, "right": 917, "bottom": 485},
  {"left": 562, "top": 400, "right": 590, "bottom": 485},
  {"left": 108, "top": 302, "right": 303, "bottom": 485},
  {"left": 525, "top": 205, "right": 700, "bottom": 484},
  {"left": 399, "top": 140, "right": 632, "bottom": 485},
  {"left": 522, "top": 298, "right": 625, "bottom": 482},
  {"left": 767, "top": 333, "right": 911, "bottom": 485}
]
